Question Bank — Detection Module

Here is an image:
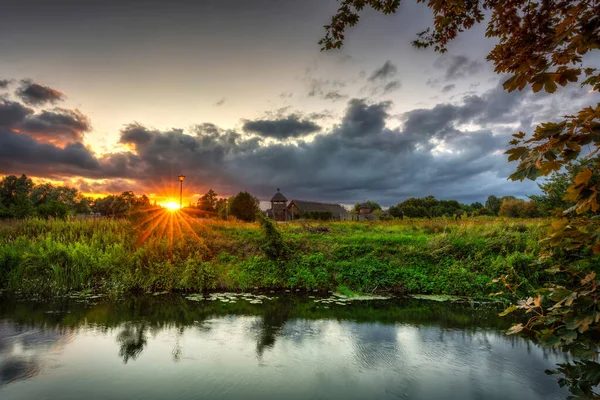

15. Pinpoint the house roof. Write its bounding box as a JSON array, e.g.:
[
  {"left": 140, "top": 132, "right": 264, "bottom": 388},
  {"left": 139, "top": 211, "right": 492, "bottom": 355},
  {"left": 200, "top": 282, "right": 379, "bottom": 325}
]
[
  {"left": 288, "top": 200, "right": 348, "bottom": 215},
  {"left": 359, "top": 203, "right": 371, "bottom": 209},
  {"left": 270, "top": 188, "right": 287, "bottom": 202}
]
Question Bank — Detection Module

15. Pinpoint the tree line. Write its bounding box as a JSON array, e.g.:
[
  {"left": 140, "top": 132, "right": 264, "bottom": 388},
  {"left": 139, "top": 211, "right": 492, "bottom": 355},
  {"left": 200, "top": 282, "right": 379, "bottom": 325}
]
[
  {"left": 1, "top": 166, "right": 577, "bottom": 221},
  {"left": 0, "top": 175, "right": 154, "bottom": 219}
]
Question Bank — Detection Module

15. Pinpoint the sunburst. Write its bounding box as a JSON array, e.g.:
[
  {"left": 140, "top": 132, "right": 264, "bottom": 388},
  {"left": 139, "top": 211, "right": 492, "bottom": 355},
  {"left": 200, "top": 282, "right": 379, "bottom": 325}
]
[{"left": 161, "top": 201, "right": 180, "bottom": 211}]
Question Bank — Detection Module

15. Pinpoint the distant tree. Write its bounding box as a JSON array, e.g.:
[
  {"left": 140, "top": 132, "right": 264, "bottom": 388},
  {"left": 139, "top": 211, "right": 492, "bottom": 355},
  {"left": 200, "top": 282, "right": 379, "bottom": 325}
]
[
  {"left": 215, "top": 198, "right": 228, "bottom": 220},
  {"left": 499, "top": 199, "right": 540, "bottom": 218},
  {"left": 485, "top": 195, "right": 502, "bottom": 216},
  {"left": 37, "top": 199, "right": 70, "bottom": 220},
  {"left": 352, "top": 200, "right": 382, "bottom": 213},
  {"left": 229, "top": 191, "right": 260, "bottom": 222},
  {"left": 528, "top": 160, "right": 593, "bottom": 216},
  {"left": 498, "top": 199, "right": 524, "bottom": 218},
  {"left": 135, "top": 194, "right": 151, "bottom": 209},
  {"left": 197, "top": 189, "right": 219, "bottom": 216},
  {"left": 0, "top": 175, "right": 34, "bottom": 219},
  {"left": 473, "top": 207, "right": 494, "bottom": 217},
  {"left": 470, "top": 202, "right": 484, "bottom": 210},
  {"left": 94, "top": 195, "right": 130, "bottom": 217}
]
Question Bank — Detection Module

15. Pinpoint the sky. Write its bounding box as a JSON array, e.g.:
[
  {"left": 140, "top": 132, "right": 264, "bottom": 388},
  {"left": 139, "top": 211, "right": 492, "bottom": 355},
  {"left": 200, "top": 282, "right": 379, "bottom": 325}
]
[{"left": 1, "top": 0, "right": 598, "bottom": 207}]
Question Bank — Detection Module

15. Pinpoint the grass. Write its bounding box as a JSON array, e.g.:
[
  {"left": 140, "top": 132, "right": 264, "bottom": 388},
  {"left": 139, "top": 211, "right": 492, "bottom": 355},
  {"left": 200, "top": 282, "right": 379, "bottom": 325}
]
[{"left": 0, "top": 215, "right": 551, "bottom": 298}]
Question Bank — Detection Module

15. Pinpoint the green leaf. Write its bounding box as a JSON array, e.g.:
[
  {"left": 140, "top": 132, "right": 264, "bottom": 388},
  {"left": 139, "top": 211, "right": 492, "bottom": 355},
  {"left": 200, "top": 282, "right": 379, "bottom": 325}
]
[{"left": 499, "top": 304, "right": 518, "bottom": 317}]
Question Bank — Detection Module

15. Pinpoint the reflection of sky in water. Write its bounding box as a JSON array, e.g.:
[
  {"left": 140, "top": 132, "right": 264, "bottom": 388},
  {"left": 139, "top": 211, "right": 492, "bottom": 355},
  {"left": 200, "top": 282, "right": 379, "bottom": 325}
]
[
  {"left": 0, "top": 321, "right": 71, "bottom": 386},
  {"left": 0, "top": 316, "right": 570, "bottom": 400}
]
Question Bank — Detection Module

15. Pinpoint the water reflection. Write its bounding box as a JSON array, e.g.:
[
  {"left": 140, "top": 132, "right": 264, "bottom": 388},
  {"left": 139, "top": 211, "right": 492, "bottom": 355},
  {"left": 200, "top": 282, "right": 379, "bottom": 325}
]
[
  {"left": 0, "top": 321, "right": 71, "bottom": 386},
  {"left": 117, "top": 322, "right": 148, "bottom": 364},
  {"left": 0, "top": 295, "right": 570, "bottom": 400}
]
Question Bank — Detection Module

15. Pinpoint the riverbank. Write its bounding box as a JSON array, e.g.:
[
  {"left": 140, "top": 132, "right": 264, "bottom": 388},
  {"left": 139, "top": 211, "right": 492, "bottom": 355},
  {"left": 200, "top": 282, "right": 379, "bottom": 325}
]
[{"left": 0, "top": 216, "right": 549, "bottom": 298}]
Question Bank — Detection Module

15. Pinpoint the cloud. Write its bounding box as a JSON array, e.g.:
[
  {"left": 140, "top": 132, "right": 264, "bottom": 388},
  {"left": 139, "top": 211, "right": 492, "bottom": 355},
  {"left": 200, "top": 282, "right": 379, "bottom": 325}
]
[
  {"left": 434, "top": 55, "right": 483, "bottom": 81},
  {"left": 5, "top": 80, "right": 597, "bottom": 205},
  {"left": 214, "top": 98, "right": 226, "bottom": 106},
  {"left": 18, "top": 108, "right": 91, "bottom": 145},
  {"left": 15, "top": 79, "right": 66, "bottom": 106},
  {"left": 0, "top": 128, "right": 100, "bottom": 178},
  {"left": 306, "top": 78, "right": 348, "bottom": 101},
  {"left": 0, "top": 100, "right": 91, "bottom": 146},
  {"left": 242, "top": 115, "right": 321, "bottom": 139},
  {"left": 383, "top": 80, "right": 402, "bottom": 94},
  {"left": 441, "top": 84, "right": 456, "bottom": 93},
  {"left": 0, "top": 100, "right": 34, "bottom": 128},
  {"left": 0, "top": 79, "right": 12, "bottom": 89},
  {"left": 323, "top": 91, "right": 348, "bottom": 102},
  {"left": 368, "top": 61, "right": 398, "bottom": 82}
]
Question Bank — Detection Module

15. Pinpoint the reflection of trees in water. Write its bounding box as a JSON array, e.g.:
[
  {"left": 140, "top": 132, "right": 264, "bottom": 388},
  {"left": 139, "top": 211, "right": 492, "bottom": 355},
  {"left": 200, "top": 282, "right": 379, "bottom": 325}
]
[
  {"left": 254, "top": 311, "right": 288, "bottom": 359},
  {"left": 117, "top": 322, "right": 148, "bottom": 363}
]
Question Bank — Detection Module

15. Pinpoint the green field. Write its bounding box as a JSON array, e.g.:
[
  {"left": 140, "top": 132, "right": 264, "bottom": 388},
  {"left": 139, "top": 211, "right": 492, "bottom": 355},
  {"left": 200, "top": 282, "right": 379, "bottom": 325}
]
[{"left": 0, "top": 216, "right": 550, "bottom": 298}]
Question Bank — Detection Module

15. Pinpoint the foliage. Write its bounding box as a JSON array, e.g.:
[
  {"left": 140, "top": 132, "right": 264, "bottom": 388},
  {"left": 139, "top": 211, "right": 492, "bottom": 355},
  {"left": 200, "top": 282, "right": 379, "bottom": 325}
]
[
  {"left": 529, "top": 159, "right": 595, "bottom": 216},
  {"left": 0, "top": 175, "right": 95, "bottom": 219},
  {"left": 388, "top": 195, "right": 480, "bottom": 218},
  {"left": 485, "top": 195, "right": 502, "bottom": 216},
  {"left": 229, "top": 191, "right": 260, "bottom": 222},
  {"left": 0, "top": 217, "right": 547, "bottom": 298},
  {"left": 352, "top": 200, "right": 382, "bottom": 213},
  {"left": 256, "top": 212, "right": 290, "bottom": 261},
  {"left": 499, "top": 199, "right": 540, "bottom": 218},
  {"left": 197, "top": 189, "right": 219, "bottom": 215}
]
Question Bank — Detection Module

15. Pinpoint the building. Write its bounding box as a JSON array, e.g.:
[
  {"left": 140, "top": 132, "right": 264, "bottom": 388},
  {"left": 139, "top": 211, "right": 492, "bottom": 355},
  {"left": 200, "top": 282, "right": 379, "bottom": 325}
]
[
  {"left": 266, "top": 188, "right": 290, "bottom": 221},
  {"left": 288, "top": 200, "right": 349, "bottom": 221},
  {"left": 265, "top": 188, "right": 350, "bottom": 221}
]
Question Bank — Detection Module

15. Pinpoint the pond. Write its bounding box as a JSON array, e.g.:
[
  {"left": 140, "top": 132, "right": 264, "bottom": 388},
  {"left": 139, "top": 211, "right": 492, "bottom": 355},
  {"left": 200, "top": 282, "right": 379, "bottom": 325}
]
[{"left": 0, "top": 293, "right": 569, "bottom": 400}]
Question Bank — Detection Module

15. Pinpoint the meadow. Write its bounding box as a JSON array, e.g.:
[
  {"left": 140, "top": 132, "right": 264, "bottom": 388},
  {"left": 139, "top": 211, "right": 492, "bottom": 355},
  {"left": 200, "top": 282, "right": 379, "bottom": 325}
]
[{"left": 0, "top": 214, "right": 551, "bottom": 298}]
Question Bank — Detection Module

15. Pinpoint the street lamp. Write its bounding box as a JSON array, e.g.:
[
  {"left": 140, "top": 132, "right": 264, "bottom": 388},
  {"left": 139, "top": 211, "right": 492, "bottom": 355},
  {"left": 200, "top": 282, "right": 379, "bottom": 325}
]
[{"left": 178, "top": 175, "right": 185, "bottom": 210}]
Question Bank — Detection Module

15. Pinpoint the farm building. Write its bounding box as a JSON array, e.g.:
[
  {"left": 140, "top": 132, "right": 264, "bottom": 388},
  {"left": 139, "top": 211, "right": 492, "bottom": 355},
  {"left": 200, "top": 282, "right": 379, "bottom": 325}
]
[{"left": 265, "top": 189, "right": 350, "bottom": 221}]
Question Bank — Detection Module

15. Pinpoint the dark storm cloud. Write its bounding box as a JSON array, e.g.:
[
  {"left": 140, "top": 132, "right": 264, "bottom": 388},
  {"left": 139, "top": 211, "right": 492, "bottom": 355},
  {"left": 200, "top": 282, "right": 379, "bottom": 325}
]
[
  {"left": 368, "top": 61, "right": 397, "bottom": 82},
  {"left": 0, "top": 79, "right": 12, "bottom": 89},
  {"left": 0, "top": 99, "right": 91, "bottom": 146},
  {"left": 434, "top": 55, "right": 483, "bottom": 81},
  {"left": 0, "top": 100, "right": 34, "bottom": 128},
  {"left": 0, "top": 128, "right": 100, "bottom": 177},
  {"left": 15, "top": 79, "right": 66, "bottom": 106},
  {"left": 120, "top": 123, "right": 154, "bottom": 145},
  {"left": 242, "top": 115, "right": 321, "bottom": 139},
  {"left": 442, "top": 84, "right": 455, "bottom": 93},
  {"left": 19, "top": 108, "right": 91, "bottom": 144},
  {"left": 5, "top": 80, "right": 595, "bottom": 205}
]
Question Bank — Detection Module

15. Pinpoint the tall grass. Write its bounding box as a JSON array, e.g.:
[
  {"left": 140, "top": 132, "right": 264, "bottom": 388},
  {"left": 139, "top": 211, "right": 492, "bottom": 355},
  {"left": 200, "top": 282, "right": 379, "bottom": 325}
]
[{"left": 0, "top": 217, "right": 550, "bottom": 297}]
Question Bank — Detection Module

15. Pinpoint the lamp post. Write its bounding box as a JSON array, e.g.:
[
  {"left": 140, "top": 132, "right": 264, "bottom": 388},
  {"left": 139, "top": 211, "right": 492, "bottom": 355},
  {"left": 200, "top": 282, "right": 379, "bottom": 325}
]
[{"left": 178, "top": 175, "right": 185, "bottom": 210}]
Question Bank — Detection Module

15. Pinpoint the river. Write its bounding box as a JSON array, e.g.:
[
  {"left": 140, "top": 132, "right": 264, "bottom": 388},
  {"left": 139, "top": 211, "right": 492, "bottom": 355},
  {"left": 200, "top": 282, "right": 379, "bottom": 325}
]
[{"left": 0, "top": 293, "right": 569, "bottom": 399}]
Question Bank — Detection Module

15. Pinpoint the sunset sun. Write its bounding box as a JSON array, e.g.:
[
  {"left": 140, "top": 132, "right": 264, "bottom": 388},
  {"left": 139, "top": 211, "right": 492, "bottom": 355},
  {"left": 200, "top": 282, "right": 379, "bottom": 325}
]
[{"left": 162, "top": 201, "right": 180, "bottom": 211}]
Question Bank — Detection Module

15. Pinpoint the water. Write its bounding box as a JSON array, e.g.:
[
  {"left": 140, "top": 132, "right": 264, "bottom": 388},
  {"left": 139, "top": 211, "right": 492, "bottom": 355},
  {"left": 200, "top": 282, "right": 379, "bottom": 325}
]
[{"left": 0, "top": 294, "right": 569, "bottom": 400}]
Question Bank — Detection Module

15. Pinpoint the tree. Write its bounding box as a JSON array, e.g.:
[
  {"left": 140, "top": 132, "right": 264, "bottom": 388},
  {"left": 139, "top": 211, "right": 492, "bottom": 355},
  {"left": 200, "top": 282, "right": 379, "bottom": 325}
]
[
  {"left": 229, "top": 191, "right": 260, "bottom": 222},
  {"left": 321, "top": 1, "right": 600, "bottom": 396},
  {"left": 485, "top": 195, "right": 502, "bottom": 216},
  {"left": 197, "top": 189, "right": 219, "bottom": 216},
  {"left": 352, "top": 200, "right": 382, "bottom": 213},
  {"left": 0, "top": 175, "right": 34, "bottom": 219},
  {"left": 528, "top": 159, "right": 594, "bottom": 216},
  {"left": 470, "top": 202, "right": 484, "bottom": 210}
]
